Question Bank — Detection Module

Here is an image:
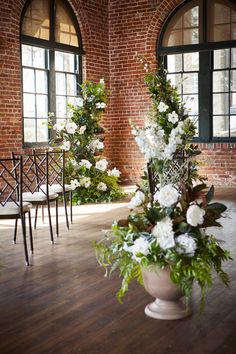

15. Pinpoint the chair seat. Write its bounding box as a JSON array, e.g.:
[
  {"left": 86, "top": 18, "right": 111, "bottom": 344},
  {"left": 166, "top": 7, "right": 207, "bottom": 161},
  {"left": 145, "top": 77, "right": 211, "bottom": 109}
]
[
  {"left": 41, "top": 183, "right": 72, "bottom": 193},
  {"left": 22, "top": 192, "right": 58, "bottom": 202},
  {"left": 0, "top": 202, "right": 32, "bottom": 216}
]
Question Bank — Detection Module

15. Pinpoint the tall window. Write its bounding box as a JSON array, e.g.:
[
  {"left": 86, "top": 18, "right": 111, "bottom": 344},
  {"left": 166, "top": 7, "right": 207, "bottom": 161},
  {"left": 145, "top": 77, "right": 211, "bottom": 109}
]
[
  {"left": 159, "top": 0, "right": 236, "bottom": 141},
  {"left": 21, "top": 0, "right": 83, "bottom": 146}
]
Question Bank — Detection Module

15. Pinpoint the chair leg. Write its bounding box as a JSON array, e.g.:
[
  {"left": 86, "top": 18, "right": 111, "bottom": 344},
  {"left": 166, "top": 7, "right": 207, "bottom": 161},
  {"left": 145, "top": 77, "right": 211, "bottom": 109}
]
[
  {"left": 34, "top": 205, "right": 38, "bottom": 229},
  {"left": 13, "top": 219, "right": 18, "bottom": 244},
  {"left": 63, "top": 192, "right": 69, "bottom": 230},
  {"left": 42, "top": 205, "right": 44, "bottom": 224},
  {"left": 47, "top": 202, "right": 54, "bottom": 244},
  {"left": 21, "top": 214, "right": 29, "bottom": 266},
  {"left": 56, "top": 199, "right": 59, "bottom": 237},
  {"left": 70, "top": 190, "right": 73, "bottom": 224},
  {"left": 28, "top": 210, "right": 34, "bottom": 254}
]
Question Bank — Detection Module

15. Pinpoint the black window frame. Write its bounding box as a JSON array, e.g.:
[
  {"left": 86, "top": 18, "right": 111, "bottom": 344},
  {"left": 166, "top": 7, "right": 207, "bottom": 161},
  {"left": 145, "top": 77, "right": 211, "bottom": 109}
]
[
  {"left": 158, "top": 0, "right": 236, "bottom": 143},
  {"left": 20, "top": 0, "right": 85, "bottom": 148}
]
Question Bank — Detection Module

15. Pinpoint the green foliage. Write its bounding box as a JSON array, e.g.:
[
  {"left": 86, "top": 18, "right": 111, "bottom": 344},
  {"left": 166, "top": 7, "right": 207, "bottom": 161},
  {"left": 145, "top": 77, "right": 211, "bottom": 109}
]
[{"left": 50, "top": 79, "right": 126, "bottom": 204}]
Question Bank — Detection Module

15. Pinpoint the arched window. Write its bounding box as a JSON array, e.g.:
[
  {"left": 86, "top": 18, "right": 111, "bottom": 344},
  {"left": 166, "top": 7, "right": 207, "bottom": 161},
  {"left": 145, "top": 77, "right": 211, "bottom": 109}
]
[
  {"left": 21, "top": 0, "right": 84, "bottom": 146},
  {"left": 158, "top": 0, "right": 236, "bottom": 141}
]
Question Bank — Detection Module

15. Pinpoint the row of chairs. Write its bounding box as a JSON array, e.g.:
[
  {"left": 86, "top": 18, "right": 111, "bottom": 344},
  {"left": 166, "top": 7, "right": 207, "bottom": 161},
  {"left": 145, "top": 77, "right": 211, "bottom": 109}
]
[{"left": 0, "top": 150, "right": 73, "bottom": 265}]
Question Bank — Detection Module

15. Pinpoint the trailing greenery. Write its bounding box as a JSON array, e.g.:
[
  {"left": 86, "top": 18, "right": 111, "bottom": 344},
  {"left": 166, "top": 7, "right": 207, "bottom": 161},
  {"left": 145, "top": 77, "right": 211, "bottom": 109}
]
[
  {"left": 94, "top": 61, "right": 232, "bottom": 309},
  {"left": 50, "top": 79, "right": 125, "bottom": 204}
]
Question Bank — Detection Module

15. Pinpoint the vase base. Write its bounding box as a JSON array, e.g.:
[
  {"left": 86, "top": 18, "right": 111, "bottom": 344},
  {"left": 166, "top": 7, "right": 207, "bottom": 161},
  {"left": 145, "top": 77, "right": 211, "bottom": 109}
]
[{"left": 144, "top": 298, "right": 192, "bottom": 320}]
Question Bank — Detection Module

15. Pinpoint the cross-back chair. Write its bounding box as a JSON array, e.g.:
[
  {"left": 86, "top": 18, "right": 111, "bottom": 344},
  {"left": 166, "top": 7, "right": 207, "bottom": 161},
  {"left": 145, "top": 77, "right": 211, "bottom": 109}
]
[
  {"left": 34, "top": 149, "right": 73, "bottom": 229},
  {"left": 12, "top": 152, "right": 59, "bottom": 244},
  {"left": 0, "top": 157, "right": 33, "bottom": 265}
]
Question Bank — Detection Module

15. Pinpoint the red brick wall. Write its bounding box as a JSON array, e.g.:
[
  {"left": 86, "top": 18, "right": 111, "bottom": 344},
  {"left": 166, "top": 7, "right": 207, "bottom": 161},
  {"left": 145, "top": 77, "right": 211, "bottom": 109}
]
[{"left": 0, "top": 0, "right": 236, "bottom": 187}]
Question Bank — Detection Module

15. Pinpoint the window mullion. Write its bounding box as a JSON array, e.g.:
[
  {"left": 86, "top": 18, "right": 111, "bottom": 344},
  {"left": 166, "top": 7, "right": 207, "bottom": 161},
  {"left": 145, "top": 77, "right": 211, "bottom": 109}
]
[
  {"left": 199, "top": 51, "right": 211, "bottom": 141},
  {"left": 49, "top": 49, "right": 56, "bottom": 140}
]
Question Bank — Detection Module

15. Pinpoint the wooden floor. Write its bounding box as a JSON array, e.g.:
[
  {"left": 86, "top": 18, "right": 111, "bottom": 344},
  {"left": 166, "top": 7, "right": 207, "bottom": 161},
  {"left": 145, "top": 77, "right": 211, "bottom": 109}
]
[{"left": 0, "top": 189, "right": 236, "bottom": 354}]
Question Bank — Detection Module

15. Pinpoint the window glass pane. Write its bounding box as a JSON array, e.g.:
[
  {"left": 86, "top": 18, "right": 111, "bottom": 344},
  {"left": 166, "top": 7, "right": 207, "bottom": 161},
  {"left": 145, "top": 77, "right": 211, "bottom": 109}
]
[
  {"left": 230, "top": 116, "right": 236, "bottom": 136},
  {"left": 24, "top": 119, "right": 36, "bottom": 142},
  {"left": 232, "top": 49, "right": 236, "bottom": 68},
  {"left": 213, "top": 116, "right": 229, "bottom": 137},
  {"left": 56, "top": 73, "right": 66, "bottom": 95},
  {"left": 167, "top": 73, "right": 182, "bottom": 93},
  {"left": 162, "top": 2, "right": 200, "bottom": 47},
  {"left": 32, "top": 47, "right": 46, "bottom": 69},
  {"left": 213, "top": 71, "right": 229, "bottom": 92},
  {"left": 183, "top": 95, "right": 198, "bottom": 115},
  {"left": 37, "top": 119, "right": 48, "bottom": 141},
  {"left": 21, "top": 0, "right": 50, "bottom": 40},
  {"left": 36, "top": 95, "right": 48, "bottom": 118},
  {"left": 56, "top": 96, "right": 67, "bottom": 118},
  {"left": 230, "top": 70, "right": 236, "bottom": 91},
  {"left": 67, "top": 96, "right": 77, "bottom": 105},
  {"left": 67, "top": 74, "right": 76, "bottom": 96},
  {"left": 214, "top": 49, "right": 230, "bottom": 69},
  {"left": 22, "top": 45, "right": 33, "bottom": 67},
  {"left": 55, "top": 51, "right": 75, "bottom": 72},
  {"left": 23, "top": 68, "right": 35, "bottom": 92},
  {"left": 183, "top": 73, "right": 198, "bottom": 94},
  {"left": 213, "top": 93, "right": 229, "bottom": 114},
  {"left": 24, "top": 93, "right": 35, "bottom": 117},
  {"left": 167, "top": 54, "right": 182, "bottom": 72},
  {"left": 208, "top": 0, "right": 236, "bottom": 42},
  {"left": 231, "top": 92, "right": 236, "bottom": 111},
  {"left": 183, "top": 52, "right": 199, "bottom": 71},
  {"left": 55, "top": 0, "right": 78, "bottom": 47},
  {"left": 36, "top": 70, "right": 47, "bottom": 94}
]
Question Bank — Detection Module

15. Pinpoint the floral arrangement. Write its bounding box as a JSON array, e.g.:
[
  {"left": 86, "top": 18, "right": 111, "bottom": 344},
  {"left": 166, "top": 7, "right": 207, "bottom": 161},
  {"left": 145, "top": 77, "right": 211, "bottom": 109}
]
[
  {"left": 94, "top": 66, "right": 232, "bottom": 308},
  {"left": 51, "top": 79, "right": 124, "bottom": 204}
]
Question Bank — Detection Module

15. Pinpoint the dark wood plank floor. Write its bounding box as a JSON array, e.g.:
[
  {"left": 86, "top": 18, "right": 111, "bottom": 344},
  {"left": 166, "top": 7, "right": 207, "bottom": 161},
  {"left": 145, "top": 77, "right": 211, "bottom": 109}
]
[{"left": 0, "top": 190, "right": 236, "bottom": 354}]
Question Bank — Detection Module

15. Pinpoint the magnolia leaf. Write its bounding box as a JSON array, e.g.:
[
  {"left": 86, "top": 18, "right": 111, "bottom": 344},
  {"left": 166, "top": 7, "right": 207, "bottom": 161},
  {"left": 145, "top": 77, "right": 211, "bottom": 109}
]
[
  {"left": 206, "top": 185, "right": 214, "bottom": 204},
  {"left": 206, "top": 202, "right": 227, "bottom": 213},
  {"left": 193, "top": 183, "right": 207, "bottom": 194}
]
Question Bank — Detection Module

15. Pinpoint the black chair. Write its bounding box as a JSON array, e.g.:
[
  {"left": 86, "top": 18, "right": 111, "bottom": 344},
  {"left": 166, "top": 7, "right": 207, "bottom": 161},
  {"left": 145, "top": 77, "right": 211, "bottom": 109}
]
[
  {"left": 12, "top": 152, "right": 59, "bottom": 244},
  {"left": 0, "top": 157, "right": 33, "bottom": 265},
  {"left": 34, "top": 149, "right": 73, "bottom": 229}
]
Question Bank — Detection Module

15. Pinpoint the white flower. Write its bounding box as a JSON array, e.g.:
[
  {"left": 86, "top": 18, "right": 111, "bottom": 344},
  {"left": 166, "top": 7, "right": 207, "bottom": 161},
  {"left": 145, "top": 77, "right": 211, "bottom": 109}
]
[
  {"left": 95, "top": 159, "right": 108, "bottom": 172},
  {"left": 71, "top": 159, "right": 78, "bottom": 167},
  {"left": 75, "top": 97, "right": 84, "bottom": 107},
  {"left": 87, "top": 95, "right": 95, "bottom": 102},
  {"left": 168, "top": 111, "right": 178, "bottom": 124},
  {"left": 176, "top": 233, "right": 197, "bottom": 256},
  {"left": 79, "top": 125, "right": 86, "bottom": 134},
  {"left": 70, "top": 179, "right": 80, "bottom": 190},
  {"left": 128, "top": 190, "right": 145, "bottom": 209},
  {"left": 157, "top": 101, "right": 168, "bottom": 112},
  {"left": 99, "top": 78, "right": 105, "bottom": 85},
  {"left": 154, "top": 184, "right": 180, "bottom": 208},
  {"left": 89, "top": 139, "right": 104, "bottom": 151},
  {"left": 96, "top": 102, "right": 106, "bottom": 109},
  {"left": 48, "top": 112, "right": 55, "bottom": 118},
  {"left": 107, "top": 168, "right": 121, "bottom": 178},
  {"left": 66, "top": 121, "right": 77, "bottom": 134},
  {"left": 79, "top": 159, "right": 92, "bottom": 169},
  {"left": 80, "top": 177, "right": 91, "bottom": 188},
  {"left": 61, "top": 140, "right": 70, "bottom": 151},
  {"left": 186, "top": 204, "right": 205, "bottom": 227},
  {"left": 129, "top": 238, "right": 150, "bottom": 257},
  {"left": 152, "top": 216, "right": 175, "bottom": 249},
  {"left": 54, "top": 121, "right": 65, "bottom": 131},
  {"left": 97, "top": 182, "right": 107, "bottom": 191}
]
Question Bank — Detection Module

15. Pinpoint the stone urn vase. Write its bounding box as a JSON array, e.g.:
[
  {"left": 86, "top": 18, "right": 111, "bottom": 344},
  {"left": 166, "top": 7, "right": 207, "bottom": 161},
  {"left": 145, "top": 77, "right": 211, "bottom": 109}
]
[{"left": 141, "top": 266, "right": 192, "bottom": 320}]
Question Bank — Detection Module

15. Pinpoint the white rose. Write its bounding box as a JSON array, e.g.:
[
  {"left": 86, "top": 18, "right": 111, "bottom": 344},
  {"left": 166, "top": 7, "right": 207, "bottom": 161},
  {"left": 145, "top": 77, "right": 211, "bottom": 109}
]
[
  {"left": 79, "top": 159, "right": 92, "bottom": 170},
  {"left": 95, "top": 159, "right": 108, "bottom": 172},
  {"left": 79, "top": 125, "right": 86, "bottom": 134},
  {"left": 75, "top": 97, "right": 84, "bottom": 107},
  {"left": 186, "top": 204, "right": 205, "bottom": 227},
  {"left": 128, "top": 190, "right": 145, "bottom": 209},
  {"left": 129, "top": 238, "right": 150, "bottom": 257},
  {"left": 175, "top": 233, "right": 197, "bottom": 256},
  {"left": 107, "top": 168, "right": 121, "bottom": 178},
  {"left": 70, "top": 179, "right": 80, "bottom": 190},
  {"left": 54, "top": 121, "right": 65, "bottom": 131},
  {"left": 61, "top": 140, "right": 70, "bottom": 151},
  {"left": 157, "top": 101, "right": 168, "bottom": 112},
  {"left": 154, "top": 184, "right": 180, "bottom": 208},
  {"left": 97, "top": 182, "right": 107, "bottom": 191},
  {"left": 152, "top": 216, "right": 175, "bottom": 249},
  {"left": 168, "top": 111, "right": 178, "bottom": 124},
  {"left": 66, "top": 122, "right": 77, "bottom": 134}
]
